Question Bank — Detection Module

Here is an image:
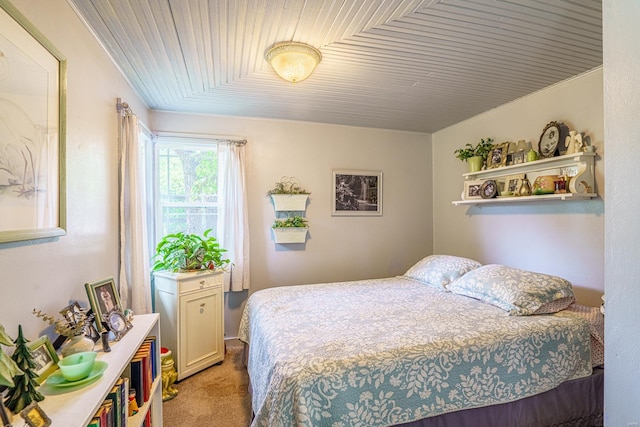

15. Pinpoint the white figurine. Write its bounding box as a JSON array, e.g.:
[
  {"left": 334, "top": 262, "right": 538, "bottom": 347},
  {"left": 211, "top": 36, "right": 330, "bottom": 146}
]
[{"left": 565, "top": 131, "right": 583, "bottom": 154}]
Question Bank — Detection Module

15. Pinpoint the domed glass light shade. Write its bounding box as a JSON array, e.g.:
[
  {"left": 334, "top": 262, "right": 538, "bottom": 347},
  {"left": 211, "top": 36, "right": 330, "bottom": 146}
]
[{"left": 265, "top": 42, "right": 321, "bottom": 83}]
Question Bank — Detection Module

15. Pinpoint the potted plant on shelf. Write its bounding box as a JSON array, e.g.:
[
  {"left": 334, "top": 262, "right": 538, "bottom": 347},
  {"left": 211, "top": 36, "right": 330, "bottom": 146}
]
[
  {"left": 272, "top": 216, "right": 309, "bottom": 244},
  {"left": 454, "top": 137, "right": 494, "bottom": 172},
  {"left": 152, "top": 229, "right": 231, "bottom": 273},
  {"left": 267, "top": 177, "right": 310, "bottom": 211}
]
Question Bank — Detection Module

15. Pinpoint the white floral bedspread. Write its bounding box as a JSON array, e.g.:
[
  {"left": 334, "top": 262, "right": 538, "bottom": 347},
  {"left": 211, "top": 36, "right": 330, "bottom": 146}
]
[{"left": 238, "top": 277, "right": 592, "bottom": 427}]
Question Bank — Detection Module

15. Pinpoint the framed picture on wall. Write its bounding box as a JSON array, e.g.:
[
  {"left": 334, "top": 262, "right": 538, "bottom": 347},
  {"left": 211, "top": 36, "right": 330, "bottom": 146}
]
[
  {"left": 332, "top": 169, "right": 382, "bottom": 216},
  {"left": 0, "top": 1, "right": 67, "bottom": 243}
]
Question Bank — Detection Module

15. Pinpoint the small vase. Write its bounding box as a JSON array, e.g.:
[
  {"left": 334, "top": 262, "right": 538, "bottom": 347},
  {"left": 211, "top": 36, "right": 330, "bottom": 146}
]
[
  {"left": 60, "top": 333, "right": 95, "bottom": 357},
  {"left": 467, "top": 156, "right": 483, "bottom": 172}
]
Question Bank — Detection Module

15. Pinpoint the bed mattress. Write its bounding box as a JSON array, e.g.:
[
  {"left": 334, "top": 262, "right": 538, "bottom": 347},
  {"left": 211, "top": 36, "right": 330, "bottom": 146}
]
[{"left": 238, "top": 277, "right": 593, "bottom": 427}]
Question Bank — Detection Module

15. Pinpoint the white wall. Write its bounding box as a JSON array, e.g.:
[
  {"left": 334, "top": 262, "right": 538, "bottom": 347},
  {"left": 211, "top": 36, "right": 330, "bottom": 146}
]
[
  {"left": 603, "top": 0, "right": 640, "bottom": 424},
  {"left": 150, "top": 111, "right": 433, "bottom": 337},
  {"left": 431, "top": 68, "right": 605, "bottom": 307},
  {"left": 0, "top": 0, "right": 147, "bottom": 339}
]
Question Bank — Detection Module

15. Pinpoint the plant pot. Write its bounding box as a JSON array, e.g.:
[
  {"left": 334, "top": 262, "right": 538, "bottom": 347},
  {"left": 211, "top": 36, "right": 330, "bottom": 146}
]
[
  {"left": 467, "top": 156, "right": 483, "bottom": 172},
  {"left": 270, "top": 194, "right": 309, "bottom": 211},
  {"left": 272, "top": 227, "right": 308, "bottom": 244}
]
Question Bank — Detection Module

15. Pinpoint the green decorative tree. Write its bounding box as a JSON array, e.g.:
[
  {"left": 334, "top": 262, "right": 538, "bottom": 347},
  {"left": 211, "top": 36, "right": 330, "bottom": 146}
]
[
  {"left": 0, "top": 324, "right": 23, "bottom": 388},
  {"left": 4, "top": 325, "right": 44, "bottom": 414}
]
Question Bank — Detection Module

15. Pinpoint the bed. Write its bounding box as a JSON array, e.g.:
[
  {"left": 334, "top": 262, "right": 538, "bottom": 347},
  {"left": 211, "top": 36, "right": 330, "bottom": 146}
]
[{"left": 238, "top": 255, "right": 604, "bottom": 427}]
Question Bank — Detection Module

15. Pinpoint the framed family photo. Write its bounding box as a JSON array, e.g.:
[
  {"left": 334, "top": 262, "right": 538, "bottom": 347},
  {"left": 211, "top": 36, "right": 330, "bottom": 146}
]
[
  {"left": 463, "top": 180, "right": 484, "bottom": 200},
  {"left": 0, "top": 0, "right": 67, "bottom": 244},
  {"left": 332, "top": 169, "right": 382, "bottom": 216},
  {"left": 28, "top": 336, "right": 59, "bottom": 384},
  {"left": 487, "top": 142, "right": 509, "bottom": 169},
  {"left": 85, "top": 277, "right": 124, "bottom": 333}
]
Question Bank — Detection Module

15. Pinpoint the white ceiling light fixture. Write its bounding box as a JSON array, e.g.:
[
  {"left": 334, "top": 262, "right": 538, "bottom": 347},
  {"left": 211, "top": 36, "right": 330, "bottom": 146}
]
[{"left": 265, "top": 41, "right": 321, "bottom": 83}]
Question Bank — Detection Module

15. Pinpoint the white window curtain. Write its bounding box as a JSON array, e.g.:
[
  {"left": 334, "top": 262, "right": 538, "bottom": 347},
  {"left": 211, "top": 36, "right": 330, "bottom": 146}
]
[
  {"left": 218, "top": 141, "right": 250, "bottom": 291},
  {"left": 118, "top": 102, "right": 152, "bottom": 314}
]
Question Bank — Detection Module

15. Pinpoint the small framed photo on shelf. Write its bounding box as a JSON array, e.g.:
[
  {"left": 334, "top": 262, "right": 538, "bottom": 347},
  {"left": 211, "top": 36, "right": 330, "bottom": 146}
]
[
  {"left": 105, "top": 308, "right": 133, "bottom": 341},
  {"left": 487, "top": 142, "right": 509, "bottom": 169},
  {"left": 20, "top": 402, "right": 51, "bottom": 427},
  {"left": 463, "top": 180, "right": 484, "bottom": 200},
  {"left": 85, "top": 277, "right": 124, "bottom": 333},
  {"left": 504, "top": 174, "right": 525, "bottom": 196},
  {"left": 28, "top": 336, "right": 59, "bottom": 384}
]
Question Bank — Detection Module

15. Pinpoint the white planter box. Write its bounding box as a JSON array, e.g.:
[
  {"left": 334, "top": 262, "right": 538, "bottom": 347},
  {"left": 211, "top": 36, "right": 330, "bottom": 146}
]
[
  {"left": 270, "top": 194, "right": 309, "bottom": 211},
  {"left": 272, "top": 227, "right": 308, "bottom": 244}
]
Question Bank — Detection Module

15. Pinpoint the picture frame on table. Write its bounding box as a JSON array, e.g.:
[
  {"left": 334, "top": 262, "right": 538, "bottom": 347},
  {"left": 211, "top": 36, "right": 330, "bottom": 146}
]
[
  {"left": 27, "top": 335, "right": 59, "bottom": 385},
  {"left": 20, "top": 402, "right": 51, "bottom": 427},
  {"left": 463, "top": 180, "right": 484, "bottom": 200},
  {"left": 85, "top": 277, "right": 124, "bottom": 333},
  {"left": 0, "top": 1, "right": 67, "bottom": 244},
  {"left": 487, "top": 142, "right": 509, "bottom": 169},
  {"left": 332, "top": 169, "right": 382, "bottom": 216},
  {"left": 104, "top": 308, "right": 133, "bottom": 341}
]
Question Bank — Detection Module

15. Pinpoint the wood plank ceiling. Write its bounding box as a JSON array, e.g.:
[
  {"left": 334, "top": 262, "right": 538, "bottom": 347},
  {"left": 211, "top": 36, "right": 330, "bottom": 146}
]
[{"left": 68, "top": 0, "right": 602, "bottom": 133}]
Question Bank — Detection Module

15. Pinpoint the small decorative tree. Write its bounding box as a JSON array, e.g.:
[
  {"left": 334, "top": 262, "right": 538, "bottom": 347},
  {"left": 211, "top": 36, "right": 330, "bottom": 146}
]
[
  {"left": 0, "top": 324, "right": 22, "bottom": 388},
  {"left": 4, "top": 325, "right": 44, "bottom": 414}
]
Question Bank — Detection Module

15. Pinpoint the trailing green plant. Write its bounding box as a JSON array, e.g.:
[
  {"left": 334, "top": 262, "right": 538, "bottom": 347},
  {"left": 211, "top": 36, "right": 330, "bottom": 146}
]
[
  {"left": 272, "top": 216, "right": 309, "bottom": 228},
  {"left": 152, "top": 229, "right": 231, "bottom": 272},
  {"left": 454, "top": 137, "right": 494, "bottom": 161},
  {"left": 266, "top": 176, "right": 309, "bottom": 195}
]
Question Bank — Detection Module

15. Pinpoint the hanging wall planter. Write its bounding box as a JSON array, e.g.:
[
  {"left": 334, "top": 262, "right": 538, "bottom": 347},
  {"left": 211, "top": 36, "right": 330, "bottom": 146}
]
[
  {"left": 270, "top": 194, "right": 309, "bottom": 211},
  {"left": 272, "top": 227, "right": 309, "bottom": 244}
]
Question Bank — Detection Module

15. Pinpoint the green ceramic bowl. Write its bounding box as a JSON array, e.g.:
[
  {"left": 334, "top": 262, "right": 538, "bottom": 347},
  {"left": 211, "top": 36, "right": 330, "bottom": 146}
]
[{"left": 58, "top": 351, "right": 97, "bottom": 382}]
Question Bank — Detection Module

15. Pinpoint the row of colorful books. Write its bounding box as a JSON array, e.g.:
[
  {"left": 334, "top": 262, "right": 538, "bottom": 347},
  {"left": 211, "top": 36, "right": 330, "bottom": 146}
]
[{"left": 87, "top": 336, "right": 158, "bottom": 427}]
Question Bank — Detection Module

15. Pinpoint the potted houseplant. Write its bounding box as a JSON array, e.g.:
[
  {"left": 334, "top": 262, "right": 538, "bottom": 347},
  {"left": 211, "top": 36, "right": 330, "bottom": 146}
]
[
  {"left": 267, "top": 177, "right": 310, "bottom": 211},
  {"left": 152, "top": 229, "right": 231, "bottom": 272},
  {"left": 454, "top": 137, "right": 494, "bottom": 172},
  {"left": 272, "top": 216, "right": 309, "bottom": 244}
]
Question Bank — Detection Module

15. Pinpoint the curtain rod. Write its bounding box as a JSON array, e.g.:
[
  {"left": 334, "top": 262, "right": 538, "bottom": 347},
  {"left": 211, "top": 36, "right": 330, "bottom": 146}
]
[{"left": 116, "top": 97, "right": 153, "bottom": 137}]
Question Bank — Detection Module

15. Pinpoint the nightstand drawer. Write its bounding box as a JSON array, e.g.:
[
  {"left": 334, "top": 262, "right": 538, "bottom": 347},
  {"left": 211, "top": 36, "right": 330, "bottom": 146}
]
[{"left": 178, "top": 272, "right": 223, "bottom": 294}]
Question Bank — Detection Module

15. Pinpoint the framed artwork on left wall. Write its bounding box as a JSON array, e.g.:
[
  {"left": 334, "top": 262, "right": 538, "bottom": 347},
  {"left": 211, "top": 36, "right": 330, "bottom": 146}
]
[{"left": 0, "top": 0, "right": 67, "bottom": 243}]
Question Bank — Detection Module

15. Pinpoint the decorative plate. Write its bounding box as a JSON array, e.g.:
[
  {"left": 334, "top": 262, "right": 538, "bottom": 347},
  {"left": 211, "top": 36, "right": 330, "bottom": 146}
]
[
  {"left": 45, "top": 361, "right": 108, "bottom": 388},
  {"left": 480, "top": 179, "right": 498, "bottom": 199}
]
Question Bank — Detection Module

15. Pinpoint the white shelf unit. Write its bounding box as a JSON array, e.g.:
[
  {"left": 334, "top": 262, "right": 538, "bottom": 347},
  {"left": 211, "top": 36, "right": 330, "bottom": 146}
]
[
  {"left": 154, "top": 270, "right": 225, "bottom": 381},
  {"left": 37, "top": 313, "right": 162, "bottom": 427},
  {"left": 453, "top": 152, "right": 597, "bottom": 206}
]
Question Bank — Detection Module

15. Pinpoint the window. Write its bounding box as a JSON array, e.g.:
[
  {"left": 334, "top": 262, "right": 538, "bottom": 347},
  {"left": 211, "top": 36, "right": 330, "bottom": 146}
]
[{"left": 152, "top": 137, "right": 220, "bottom": 242}]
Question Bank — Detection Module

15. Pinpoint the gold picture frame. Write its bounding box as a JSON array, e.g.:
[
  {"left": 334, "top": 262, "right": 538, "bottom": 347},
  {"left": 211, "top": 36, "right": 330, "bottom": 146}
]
[
  {"left": 504, "top": 174, "right": 526, "bottom": 196},
  {"left": 28, "top": 336, "right": 59, "bottom": 384},
  {"left": 487, "top": 142, "right": 509, "bottom": 169},
  {"left": 0, "top": 0, "right": 67, "bottom": 244},
  {"left": 20, "top": 402, "right": 51, "bottom": 427}
]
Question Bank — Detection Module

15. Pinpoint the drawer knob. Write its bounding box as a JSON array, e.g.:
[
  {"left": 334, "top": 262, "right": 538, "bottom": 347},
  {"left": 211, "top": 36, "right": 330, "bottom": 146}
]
[
  {"left": 200, "top": 303, "right": 206, "bottom": 314},
  {"left": 200, "top": 280, "right": 205, "bottom": 288}
]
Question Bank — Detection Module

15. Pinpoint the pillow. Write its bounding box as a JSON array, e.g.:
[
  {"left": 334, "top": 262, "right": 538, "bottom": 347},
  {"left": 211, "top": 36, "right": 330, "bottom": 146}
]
[
  {"left": 403, "top": 255, "right": 482, "bottom": 290},
  {"left": 447, "top": 264, "right": 575, "bottom": 315}
]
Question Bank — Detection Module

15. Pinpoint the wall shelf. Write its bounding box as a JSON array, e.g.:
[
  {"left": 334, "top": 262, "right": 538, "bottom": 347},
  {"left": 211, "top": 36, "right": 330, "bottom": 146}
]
[{"left": 453, "top": 151, "right": 597, "bottom": 205}]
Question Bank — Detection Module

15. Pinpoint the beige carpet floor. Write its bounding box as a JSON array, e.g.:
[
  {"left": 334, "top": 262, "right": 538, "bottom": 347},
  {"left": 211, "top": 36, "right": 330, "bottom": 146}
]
[{"left": 162, "top": 339, "right": 252, "bottom": 427}]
